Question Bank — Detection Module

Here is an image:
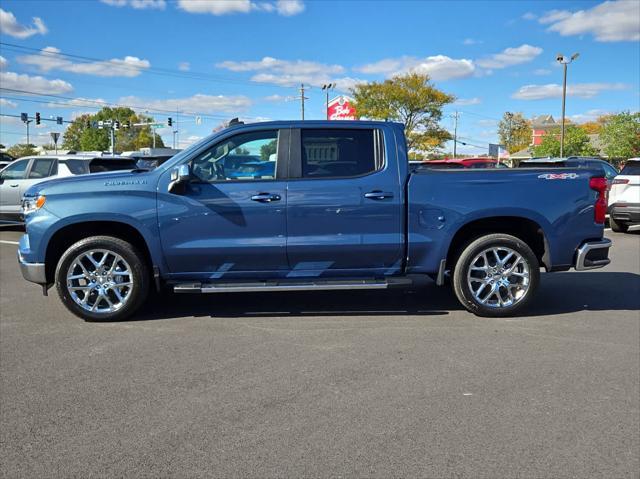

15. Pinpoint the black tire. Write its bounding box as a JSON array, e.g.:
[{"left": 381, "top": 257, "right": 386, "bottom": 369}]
[
  {"left": 609, "top": 217, "right": 629, "bottom": 233},
  {"left": 55, "top": 236, "right": 150, "bottom": 321},
  {"left": 452, "top": 233, "right": 540, "bottom": 317}
]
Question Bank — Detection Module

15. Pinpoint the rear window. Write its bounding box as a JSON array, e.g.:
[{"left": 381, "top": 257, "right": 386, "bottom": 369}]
[
  {"left": 620, "top": 161, "right": 640, "bottom": 175},
  {"left": 520, "top": 161, "right": 567, "bottom": 168},
  {"left": 88, "top": 159, "right": 137, "bottom": 173}
]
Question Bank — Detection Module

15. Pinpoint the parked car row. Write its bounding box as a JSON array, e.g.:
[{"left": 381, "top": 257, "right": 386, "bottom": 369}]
[{"left": 0, "top": 155, "right": 137, "bottom": 222}]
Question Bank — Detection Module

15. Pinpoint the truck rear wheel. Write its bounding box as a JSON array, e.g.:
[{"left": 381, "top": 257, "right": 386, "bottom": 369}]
[
  {"left": 55, "top": 236, "right": 149, "bottom": 321},
  {"left": 452, "top": 233, "right": 540, "bottom": 317}
]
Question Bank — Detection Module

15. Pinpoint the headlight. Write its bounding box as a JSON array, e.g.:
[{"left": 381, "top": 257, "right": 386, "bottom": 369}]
[{"left": 22, "top": 195, "right": 46, "bottom": 215}]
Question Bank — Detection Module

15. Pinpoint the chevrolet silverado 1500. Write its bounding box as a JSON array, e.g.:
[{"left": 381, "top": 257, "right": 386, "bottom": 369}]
[{"left": 18, "top": 120, "right": 611, "bottom": 321}]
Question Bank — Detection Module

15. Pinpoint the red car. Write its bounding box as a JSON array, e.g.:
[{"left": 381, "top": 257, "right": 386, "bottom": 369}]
[{"left": 420, "top": 158, "right": 505, "bottom": 169}]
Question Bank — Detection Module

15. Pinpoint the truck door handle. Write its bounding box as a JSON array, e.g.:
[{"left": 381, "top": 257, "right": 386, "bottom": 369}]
[
  {"left": 364, "top": 191, "right": 394, "bottom": 200},
  {"left": 9, "top": 184, "right": 19, "bottom": 187},
  {"left": 251, "top": 193, "right": 281, "bottom": 203}
]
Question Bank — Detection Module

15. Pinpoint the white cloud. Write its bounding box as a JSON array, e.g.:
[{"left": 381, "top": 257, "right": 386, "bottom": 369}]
[
  {"left": 178, "top": 61, "right": 190, "bottom": 71},
  {"left": 0, "top": 98, "right": 17, "bottom": 108},
  {"left": 217, "top": 56, "right": 344, "bottom": 75},
  {"left": 355, "top": 55, "right": 475, "bottom": 81},
  {"left": 0, "top": 55, "right": 6, "bottom": 69},
  {"left": 522, "top": 12, "right": 537, "bottom": 20},
  {"left": 462, "top": 38, "right": 482, "bottom": 45},
  {"left": 533, "top": 68, "right": 551, "bottom": 76},
  {"left": 512, "top": 82, "right": 628, "bottom": 100},
  {"left": 118, "top": 93, "right": 252, "bottom": 114},
  {"left": 264, "top": 94, "right": 287, "bottom": 102},
  {"left": 275, "top": 0, "right": 304, "bottom": 16},
  {"left": 453, "top": 97, "right": 481, "bottom": 106},
  {"left": 569, "top": 109, "right": 612, "bottom": 123},
  {"left": 217, "top": 56, "right": 356, "bottom": 87},
  {"left": 0, "top": 8, "right": 47, "bottom": 39},
  {"left": 476, "top": 44, "right": 543, "bottom": 69},
  {"left": 0, "top": 71, "right": 73, "bottom": 94},
  {"left": 538, "top": 1, "right": 640, "bottom": 42},
  {"left": 177, "top": 0, "right": 304, "bottom": 16},
  {"left": 46, "top": 97, "right": 107, "bottom": 109},
  {"left": 178, "top": 0, "right": 252, "bottom": 14},
  {"left": 100, "top": 0, "right": 166, "bottom": 9},
  {"left": 18, "top": 46, "right": 150, "bottom": 77}
]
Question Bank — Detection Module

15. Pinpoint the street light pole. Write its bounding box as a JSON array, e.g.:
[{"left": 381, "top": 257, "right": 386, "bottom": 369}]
[
  {"left": 556, "top": 52, "right": 579, "bottom": 158},
  {"left": 321, "top": 83, "right": 335, "bottom": 120}
]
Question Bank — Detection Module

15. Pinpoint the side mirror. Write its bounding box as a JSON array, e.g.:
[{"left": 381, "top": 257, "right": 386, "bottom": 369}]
[{"left": 168, "top": 164, "right": 190, "bottom": 193}]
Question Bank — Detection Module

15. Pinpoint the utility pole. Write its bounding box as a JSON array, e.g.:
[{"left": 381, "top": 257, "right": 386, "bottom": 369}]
[
  {"left": 299, "top": 83, "right": 308, "bottom": 120},
  {"left": 25, "top": 119, "right": 32, "bottom": 145},
  {"left": 556, "top": 52, "right": 579, "bottom": 157},
  {"left": 505, "top": 111, "right": 513, "bottom": 153},
  {"left": 110, "top": 126, "right": 115, "bottom": 154},
  {"left": 452, "top": 111, "right": 460, "bottom": 158}
]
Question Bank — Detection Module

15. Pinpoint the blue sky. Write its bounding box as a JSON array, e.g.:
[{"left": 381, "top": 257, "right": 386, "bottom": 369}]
[{"left": 0, "top": 0, "right": 638, "bottom": 154}]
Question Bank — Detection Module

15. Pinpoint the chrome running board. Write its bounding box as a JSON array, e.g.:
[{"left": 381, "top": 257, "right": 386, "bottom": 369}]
[{"left": 173, "top": 277, "right": 413, "bottom": 294}]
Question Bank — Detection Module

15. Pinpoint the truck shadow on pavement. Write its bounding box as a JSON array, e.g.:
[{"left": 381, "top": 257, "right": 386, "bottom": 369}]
[{"left": 132, "top": 271, "right": 640, "bottom": 321}]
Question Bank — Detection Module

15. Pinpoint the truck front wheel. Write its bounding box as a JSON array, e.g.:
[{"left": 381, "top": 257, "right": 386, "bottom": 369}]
[
  {"left": 55, "top": 236, "right": 150, "bottom": 321},
  {"left": 452, "top": 233, "right": 540, "bottom": 317}
]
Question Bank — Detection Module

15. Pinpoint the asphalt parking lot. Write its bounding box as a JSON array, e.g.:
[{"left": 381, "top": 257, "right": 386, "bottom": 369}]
[{"left": 1, "top": 226, "right": 638, "bottom": 478}]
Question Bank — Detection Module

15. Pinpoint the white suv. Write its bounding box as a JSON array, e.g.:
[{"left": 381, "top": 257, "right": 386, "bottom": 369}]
[
  {"left": 0, "top": 155, "right": 137, "bottom": 223},
  {"left": 608, "top": 158, "right": 640, "bottom": 233}
]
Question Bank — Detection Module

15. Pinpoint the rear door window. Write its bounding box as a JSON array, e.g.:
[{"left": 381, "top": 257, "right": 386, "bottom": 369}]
[
  {"left": 300, "top": 129, "right": 383, "bottom": 179},
  {"left": 28, "top": 158, "right": 57, "bottom": 179}
]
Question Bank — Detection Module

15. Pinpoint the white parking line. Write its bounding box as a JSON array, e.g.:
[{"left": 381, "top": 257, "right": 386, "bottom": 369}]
[{"left": 0, "top": 240, "right": 19, "bottom": 245}]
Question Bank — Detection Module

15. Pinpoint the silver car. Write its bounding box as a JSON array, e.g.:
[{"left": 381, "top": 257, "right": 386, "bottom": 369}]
[{"left": 0, "top": 155, "right": 137, "bottom": 223}]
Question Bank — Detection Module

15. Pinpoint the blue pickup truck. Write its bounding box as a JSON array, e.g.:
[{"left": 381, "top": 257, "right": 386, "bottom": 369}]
[{"left": 18, "top": 120, "right": 612, "bottom": 321}]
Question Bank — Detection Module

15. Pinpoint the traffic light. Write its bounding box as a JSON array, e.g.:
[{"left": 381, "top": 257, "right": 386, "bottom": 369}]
[
  {"left": 126, "top": 120, "right": 132, "bottom": 129},
  {"left": 35, "top": 112, "right": 41, "bottom": 125},
  {"left": 113, "top": 120, "right": 120, "bottom": 130},
  {"left": 56, "top": 116, "right": 63, "bottom": 125},
  {"left": 20, "top": 112, "right": 28, "bottom": 122},
  {"left": 167, "top": 117, "right": 173, "bottom": 127}
]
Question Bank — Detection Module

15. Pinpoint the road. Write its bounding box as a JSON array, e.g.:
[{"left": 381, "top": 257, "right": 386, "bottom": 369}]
[{"left": 1, "top": 226, "right": 639, "bottom": 478}]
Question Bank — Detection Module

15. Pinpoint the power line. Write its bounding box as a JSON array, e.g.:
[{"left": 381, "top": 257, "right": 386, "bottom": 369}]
[
  {"left": 0, "top": 88, "right": 234, "bottom": 120},
  {"left": 0, "top": 41, "right": 294, "bottom": 90}
]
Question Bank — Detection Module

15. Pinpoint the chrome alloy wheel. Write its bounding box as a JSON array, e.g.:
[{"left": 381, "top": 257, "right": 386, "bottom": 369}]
[
  {"left": 466, "top": 246, "right": 530, "bottom": 308},
  {"left": 66, "top": 249, "right": 134, "bottom": 314}
]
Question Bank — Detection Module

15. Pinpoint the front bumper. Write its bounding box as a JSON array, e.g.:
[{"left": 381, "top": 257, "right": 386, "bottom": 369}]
[
  {"left": 18, "top": 247, "right": 46, "bottom": 284},
  {"left": 609, "top": 203, "right": 640, "bottom": 224},
  {"left": 575, "top": 239, "right": 611, "bottom": 271}
]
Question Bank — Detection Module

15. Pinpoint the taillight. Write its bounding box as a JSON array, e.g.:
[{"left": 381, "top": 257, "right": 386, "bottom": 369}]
[
  {"left": 589, "top": 177, "right": 608, "bottom": 224},
  {"left": 612, "top": 178, "right": 630, "bottom": 185}
]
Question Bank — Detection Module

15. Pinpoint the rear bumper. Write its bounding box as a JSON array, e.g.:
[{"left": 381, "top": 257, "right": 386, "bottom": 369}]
[
  {"left": 575, "top": 239, "right": 611, "bottom": 271},
  {"left": 609, "top": 203, "right": 640, "bottom": 224}
]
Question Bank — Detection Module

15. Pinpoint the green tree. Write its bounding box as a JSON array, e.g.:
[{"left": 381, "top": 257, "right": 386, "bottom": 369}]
[
  {"left": 351, "top": 72, "right": 454, "bottom": 157},
  {"left": 62, "top": 107, "right": 164, "bottom": 152},
  {"left": 533, "top": 125, "right": 597, "bottom": 157},
  {"left": 498, "top": 112, "right": 531, "bottom": 153},
  {"left": 260, "top": 139, "right": 277, "bottom": 160},
  {"left": 6, "top": 143, "right": 37, "bottom": 158},
  {"left": 599, "top": 111, "right": 640, "bottom": 159}
]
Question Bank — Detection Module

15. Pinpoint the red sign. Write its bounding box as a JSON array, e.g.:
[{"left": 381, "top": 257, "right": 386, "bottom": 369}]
[{"left": 327, "top": 96, "right": 357, "bottom": 120}]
